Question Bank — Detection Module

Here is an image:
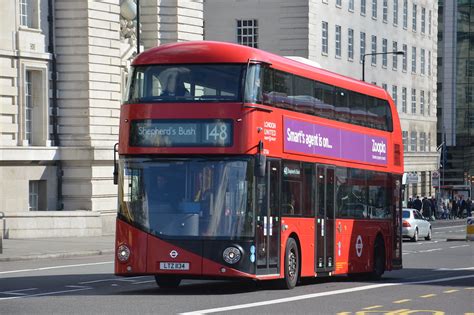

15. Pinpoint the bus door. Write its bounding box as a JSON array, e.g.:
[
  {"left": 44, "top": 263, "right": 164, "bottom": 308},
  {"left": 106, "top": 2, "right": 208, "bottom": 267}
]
[
  {"left": 315, "top": 165, "right": 335, "bottom": 274},
  {"left": 256, "top": 160, "right": 280, "bottom": 275}
]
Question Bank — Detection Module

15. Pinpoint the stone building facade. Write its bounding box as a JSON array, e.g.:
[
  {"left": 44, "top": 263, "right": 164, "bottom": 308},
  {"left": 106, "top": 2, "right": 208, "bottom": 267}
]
[
  {"left": 204, "top": 0, "right": 439, "bottom": 202},
  {"left": 0, "top": 0, "right": 203, "bottom": 238}
]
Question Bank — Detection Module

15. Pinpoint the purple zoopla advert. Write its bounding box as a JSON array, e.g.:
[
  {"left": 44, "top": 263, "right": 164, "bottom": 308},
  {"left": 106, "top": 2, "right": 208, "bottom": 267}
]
[{"left": 284, "top": 117, "right": 388, "bottom": 165}]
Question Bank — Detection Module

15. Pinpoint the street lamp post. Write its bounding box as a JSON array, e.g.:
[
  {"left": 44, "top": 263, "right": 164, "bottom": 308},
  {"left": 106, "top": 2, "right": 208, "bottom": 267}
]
[{"left": 362, "top": 51, "right": 405, "bottom": 81}]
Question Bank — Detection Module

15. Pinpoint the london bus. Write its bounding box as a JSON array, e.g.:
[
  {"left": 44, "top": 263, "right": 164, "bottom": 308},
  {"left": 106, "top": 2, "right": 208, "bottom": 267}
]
[{"left": 114, "top": 41, "right": 403, "bottom": 289}]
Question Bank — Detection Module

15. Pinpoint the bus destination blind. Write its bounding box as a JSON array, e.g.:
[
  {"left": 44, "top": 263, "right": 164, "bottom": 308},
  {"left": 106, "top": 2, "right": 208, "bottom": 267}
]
[
  {"left": 284, "top": 117, "right": 388, "bottom": 165},
  {"left": 130, "top": 119, "right": 233, "bottom": 147}
]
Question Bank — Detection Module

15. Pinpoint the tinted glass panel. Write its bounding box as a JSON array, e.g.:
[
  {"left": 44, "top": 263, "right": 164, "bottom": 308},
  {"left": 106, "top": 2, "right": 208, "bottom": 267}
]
[
  {"left": 293, "top": 76, "right": 315, "bottom": 114},
  {"left": 281, "top": 161, "right": 302, "bottom": 216},
  {"left": 351, "top": 92, "right": 367, "bottom": 126},
  {"left": 334, "top": 88, "right": 350, "bottom": 122},
  {"left": 128, "top": 64, "right": 244, "bottom": 103},
  {"left": 314, "top": 82, "right": 335, "bottom": 119},
  {"left": 271, "top": 71, "right": 293, "bottom": 109}
]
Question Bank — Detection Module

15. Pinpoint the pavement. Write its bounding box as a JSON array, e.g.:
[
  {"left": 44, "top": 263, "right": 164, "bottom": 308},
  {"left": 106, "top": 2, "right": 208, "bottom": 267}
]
[{"left": 0, "top": 219, "right": 469, "bottom": 262}]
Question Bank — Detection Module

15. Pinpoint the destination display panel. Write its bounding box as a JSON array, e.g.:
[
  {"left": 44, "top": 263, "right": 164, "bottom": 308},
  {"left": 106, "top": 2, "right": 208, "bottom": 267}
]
[{"left": 130, "top": 119, "right": 233, "bottom": 147}]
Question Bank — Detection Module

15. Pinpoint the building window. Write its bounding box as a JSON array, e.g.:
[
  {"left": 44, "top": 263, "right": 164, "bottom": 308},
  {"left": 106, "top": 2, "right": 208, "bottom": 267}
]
[
  {"left": 382, "top": 83, "right": 387, "bottom": 91},
  {"left": 402, "top": 131, "right": 408, "bottom": 152},
  {"left": 25, "top": 70, "right": 33, "bottom": 144},
  {"left": 22, "top": 68, "right": 47, "bottom": 146},
  {"left": 392, "top": 85, "right": 398, "bottom": 108},
  {"left": 392, "top": 41, "right": 398, "bottom": 69},
  {"left": 336, "top": 0, "right": 342, "bottom": 7},
  {"left": 429, "top": 10, "right": 432, "bottom": 35},
  {"left": 420, "top": 90, "right": 425, "bottom": 115},
  {"left": 402, "top": 87, "right": 407, "bottom": 113},
  {"left": 393, "top": 0, "right": 399, "bottom": 25},
  {"left": 428, "top": 132, "right": 431, "bottom": 151},
  {"left": 410, "top": 131, "right": 417, "bottom": 151},
  {"left": 411, "top": 88, "right": 416, "bottom": 114},
  {"left": 372, "top": 0, "right": 377, "bottom": 19},
  {"left": 428, "top": 51, "right": 431, "bottom": 76},
  {"left": 371, "top": 35, "right": 377, "bottom": 65},
  {"left": 349, "top": 0, "right": 354, "bottom": 11},
  {"left": 335, "top": 25, "right": 342, "bottom": 58},
  {"left": 421, "top": 7, "right": 426, "bottom": 34},
  {"left": 19, "top": 0, "right": 38, "bottom": 28},
  {"left": 382, "top": 38, "right": 388, "bottom": 68},
  {"left": 360, "top": 32, "right": 366, "bottom": 62},
  {"left": 322, "top": 21, "right": 329, "bottom": 55},
  {"left": 361, "top": 0, "right": 366, "bottom": 15},
  {"left": 29, "top": 180, "right": 46, "bottom": 210},
  {"left": 403, "top": 0, "right": 408, "bottom": 29},
  {"left": 412, "top": 4, "right": 417, "bottom": 32},
  {"left": 420, "top": 48, "right": 425, "bottom": 75},
  {"left": 427, "top": 91, "right": 431, "bottom": 116},
  {"left": 411, "top": 46, "right": 416, "bottom": 73},
  {"left": 348, "top": 28, "right": 354, "bottom": 60},
  {"left": 402, "top": 44, "right": 407, "bottom": 71},
  {"left": 383, "top": 0, "right": 388, "bottom": 22},
  {"left": 237, "top": 19, "right": 258, "bottom": 48},
  {"left": 420, "top": 132, "right": 426, "bottom": 152}
]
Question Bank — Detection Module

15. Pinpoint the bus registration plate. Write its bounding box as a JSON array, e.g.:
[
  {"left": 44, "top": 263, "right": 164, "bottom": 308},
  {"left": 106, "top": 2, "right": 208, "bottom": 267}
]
[{"left": 159, "top": 262, "right": 190, "bottom": 270}]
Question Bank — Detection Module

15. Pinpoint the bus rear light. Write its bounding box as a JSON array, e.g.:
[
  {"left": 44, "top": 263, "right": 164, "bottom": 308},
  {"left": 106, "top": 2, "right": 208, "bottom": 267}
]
[
  {"left": 402, "top": 220, "right": 411, "bottom": 227},
  {"left": 117, "top": 244, "right": 131, "bottom": 263}
]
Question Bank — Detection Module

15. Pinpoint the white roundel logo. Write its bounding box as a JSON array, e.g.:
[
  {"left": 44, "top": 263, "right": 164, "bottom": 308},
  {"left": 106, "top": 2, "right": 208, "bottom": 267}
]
[
  {"left": 355, "top": 235, "right": 363, "bottom": 257},
  {"left": 170, "top": 250, "right": 178, "bottom": 259}
]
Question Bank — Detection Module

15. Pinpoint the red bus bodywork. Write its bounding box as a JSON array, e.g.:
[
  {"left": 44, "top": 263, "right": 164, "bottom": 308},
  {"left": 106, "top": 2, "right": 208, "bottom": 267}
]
[{"left": 115, "top": 41, "right": 403, "bottom": 287}]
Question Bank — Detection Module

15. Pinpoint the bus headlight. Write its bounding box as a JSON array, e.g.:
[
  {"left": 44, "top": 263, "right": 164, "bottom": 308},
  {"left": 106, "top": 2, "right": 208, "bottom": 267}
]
[
  {"left": 117, "top": 244, "right": 131, "bottom": 263},
  {"left": 223, "top": 246, "right": 241, "bottom": 264}
]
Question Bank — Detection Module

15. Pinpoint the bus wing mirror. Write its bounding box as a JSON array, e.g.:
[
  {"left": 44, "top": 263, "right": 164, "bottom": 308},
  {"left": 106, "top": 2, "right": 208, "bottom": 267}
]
[
  {"left": 113, "top": 143, "right": 119, "bottom": 185},
  {"left": 255, "top": 153, "right": 266, "bottom": 177}
]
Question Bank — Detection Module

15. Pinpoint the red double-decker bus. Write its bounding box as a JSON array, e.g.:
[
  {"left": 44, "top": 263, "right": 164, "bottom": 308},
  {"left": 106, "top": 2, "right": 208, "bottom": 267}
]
[{"left": 114, "top": 41, "right": 403, "bottom": 289}]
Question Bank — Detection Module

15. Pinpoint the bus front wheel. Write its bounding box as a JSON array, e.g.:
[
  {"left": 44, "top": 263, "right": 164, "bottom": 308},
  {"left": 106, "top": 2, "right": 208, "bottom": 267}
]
[
  {"left": 154, "top": 275, "right": 181, "bottom": 289},
  {"left": 281, "top": 237, "right": 299, "bottom": 289},
  {"left": 369, "top": 237, "right": 385, "bottom": 280}
]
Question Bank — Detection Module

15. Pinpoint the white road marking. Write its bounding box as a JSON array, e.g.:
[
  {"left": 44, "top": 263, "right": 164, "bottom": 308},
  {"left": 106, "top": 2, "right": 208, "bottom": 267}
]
[
  {"left": 0, "top": 287, "right": 92, "bottom": 301},
  {"left": 132, "top": 280, "right": 156, "bottom": 285},
  {"left": 0, "top": 288, "right": 38, "bottom": 296},
  {"left": 449, "top": 245, "right": 470, "bottom": 249},
  {"left": 432, "top": 225, "right": 465, "bottom": 230},
  {"left": 79, "top": 276, "right": 150, "bottom": 285},
  {"left": 435, "top": 267, "right": 474, "bottom": 271},
  {"left": 179, "top": 274, "right": 474, "bottom": 314},
  {"left": 0, "top": 261, "right": 113, "bottom": 275},
  {"left": 418, "top": 248, "right": 443, "bottom": 253}
]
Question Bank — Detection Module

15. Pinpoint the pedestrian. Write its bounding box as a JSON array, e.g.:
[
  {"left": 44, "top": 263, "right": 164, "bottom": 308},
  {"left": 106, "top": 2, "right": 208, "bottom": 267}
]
[
  {"left": 458, "top": 195, "right": 466, "bottom": 218},
  {"left": 407, "top": 197, "right": 414, "bottom": 209},
  {"left": 441, "top": 203, "right": 449, "bottom": 219},
  {"left": 413, "top": 196, "right": 422, "bottom": 211},
  {"left": 451, "top": 198, "right": 458, "bottom": 219},
  {"left": 430, "top": 196, "right": 438, "bottom": 219},
  {"left": 422, "top": 197, "right": 431, "bottom": 219},
  {"left": 466, "top": 198, "right": 472, "bottom": 218}
]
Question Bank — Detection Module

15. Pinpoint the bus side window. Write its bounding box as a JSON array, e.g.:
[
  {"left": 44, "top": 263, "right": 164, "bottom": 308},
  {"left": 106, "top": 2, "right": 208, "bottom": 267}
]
[
  {"left": 351, "top": 92, "right": 367, "bottom": 127},
  {"left": 334, "top": 88, "right": 350, "bottom": 123},
  {"left": 293, "top": 76, "right": 315, "bottom": 115},
  {"left": 272, "top": 71, "right": 294, "bottom": 110},
  {"left": 314, "top": 82, "right": 335, "bottom": 120}
]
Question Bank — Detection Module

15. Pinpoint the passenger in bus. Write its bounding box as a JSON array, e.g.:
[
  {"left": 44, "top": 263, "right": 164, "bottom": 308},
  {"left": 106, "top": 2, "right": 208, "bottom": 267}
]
[{"left": 160, "top": 69, "right": 189, "bottom": 97}]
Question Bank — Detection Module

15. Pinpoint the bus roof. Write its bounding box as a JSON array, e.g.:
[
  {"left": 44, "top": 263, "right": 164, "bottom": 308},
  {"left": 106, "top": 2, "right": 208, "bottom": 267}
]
[{"left": 132, "top": 41, "right": 389, "bottom": 100}]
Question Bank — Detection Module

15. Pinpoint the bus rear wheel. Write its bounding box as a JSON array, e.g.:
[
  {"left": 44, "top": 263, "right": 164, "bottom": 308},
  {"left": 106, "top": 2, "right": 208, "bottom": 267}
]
[
  {"left": 281, "top": 237, "right": 299, "bottom": 289},
  {"left": 154, "top": 275, "right": 181, "bottom": 289}
]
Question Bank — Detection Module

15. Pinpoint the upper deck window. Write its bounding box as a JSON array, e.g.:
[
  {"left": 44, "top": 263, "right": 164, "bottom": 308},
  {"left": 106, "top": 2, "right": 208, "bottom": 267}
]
[
  {"left": 246, "top": 65, "right": 393, "bottom": 132},
  {"left": 126, "top": 64, "right": 245, "bottom": 103}
]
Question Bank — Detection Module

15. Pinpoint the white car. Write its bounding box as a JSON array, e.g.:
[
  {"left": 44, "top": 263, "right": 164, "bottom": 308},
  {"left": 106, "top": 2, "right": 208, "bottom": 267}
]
[{"left": 402, "top": 208, "right": 432, "bottom": 242}]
